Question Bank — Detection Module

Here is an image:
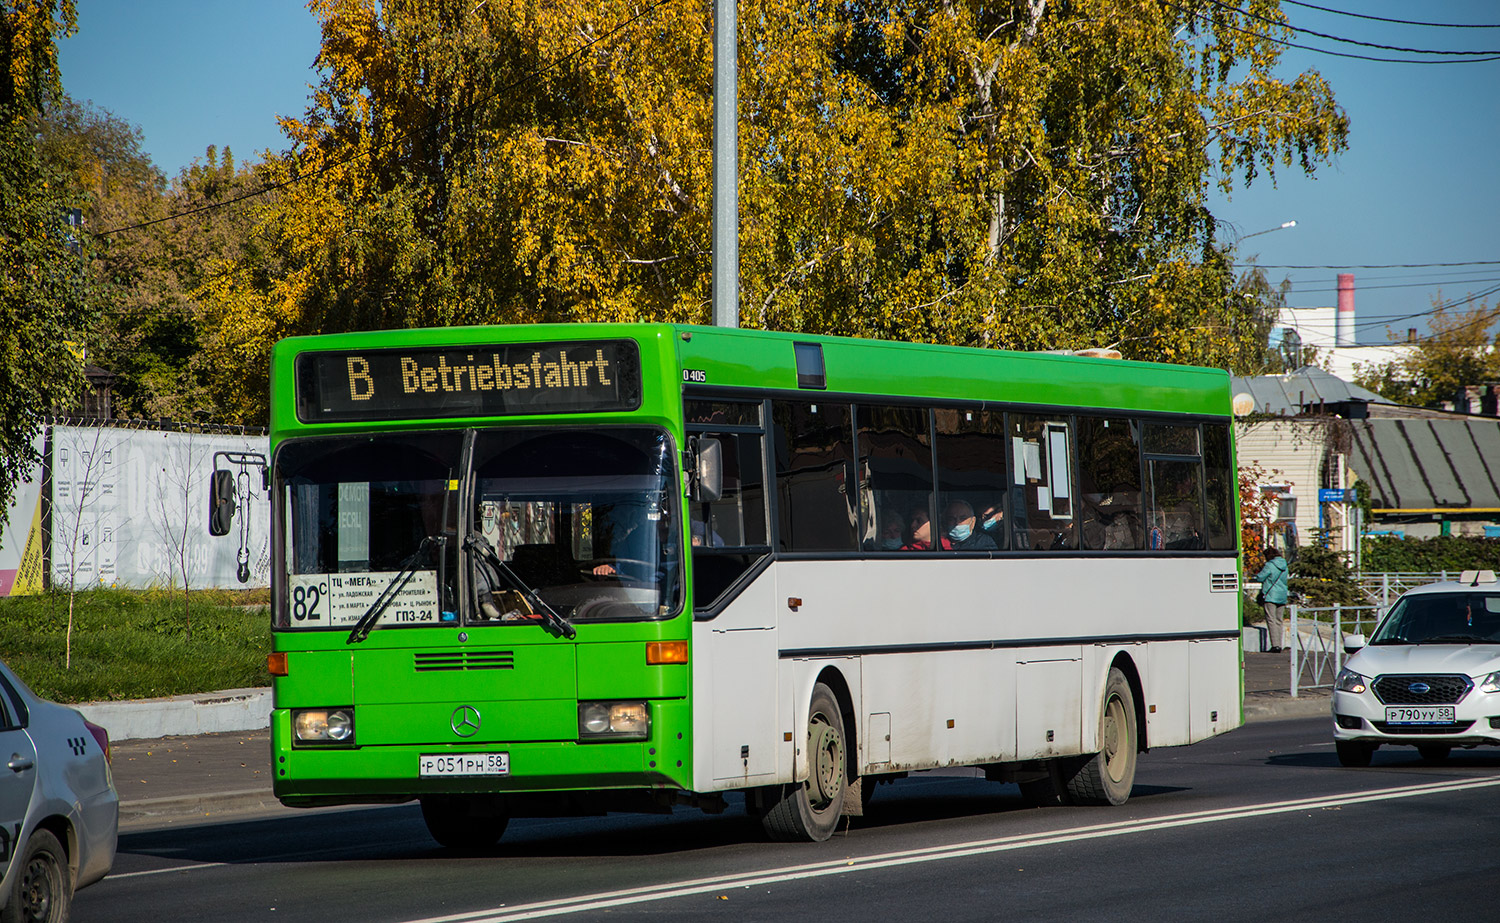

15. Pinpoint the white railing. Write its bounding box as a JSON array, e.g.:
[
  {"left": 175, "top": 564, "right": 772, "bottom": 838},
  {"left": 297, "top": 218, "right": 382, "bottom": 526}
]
[
  {"left": 1287, "top": 604, "right": 1383, "bottom": 697},
  {"left": 1356, "top": 572, "right": 1456, "bottom": 609}
]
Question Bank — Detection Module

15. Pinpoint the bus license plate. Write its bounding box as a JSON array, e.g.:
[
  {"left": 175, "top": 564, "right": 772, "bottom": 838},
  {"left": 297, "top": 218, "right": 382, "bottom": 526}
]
[
  {"left": 1385, "top": 706, "right": 1455, "bottom": 725},
  {"left": 419, "top": 753, "right": 510, "bottom": 777}
]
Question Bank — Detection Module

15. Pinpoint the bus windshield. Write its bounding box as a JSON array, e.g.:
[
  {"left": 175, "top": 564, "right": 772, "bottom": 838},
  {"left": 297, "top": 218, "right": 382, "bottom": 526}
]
[
  {"left": 277, "top": 431, "right": 462, "bottom": 631},
  {"left": 470, "top": 428, "right": 682, "bottom": 622}
]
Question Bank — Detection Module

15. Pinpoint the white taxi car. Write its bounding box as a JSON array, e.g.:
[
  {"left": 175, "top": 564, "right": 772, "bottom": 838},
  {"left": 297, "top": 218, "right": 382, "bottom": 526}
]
[
  {"left": 0, "top": 658, "right": 118, "bottom": 921},
  {"left": 1333, "top": 570, "right": 1500, "bottom": 766}
]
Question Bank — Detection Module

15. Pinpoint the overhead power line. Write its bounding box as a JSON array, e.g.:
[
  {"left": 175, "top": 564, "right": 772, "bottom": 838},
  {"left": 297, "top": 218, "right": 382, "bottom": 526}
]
[
  {"left": 97, "top": 0, "right": 678, "bottom": 237},
  {"left": 1253, "top": 259, "right": 1500, "bottom": 270},
  {"left": 1280, "top": 1, "right": 1500, "bottom": 30},
  {"left": 1204, "top": 0, "right": 1500, "bottom": 55},
  {"left": 1166, "top": 1, "right": 1500, "bottom": 63}
]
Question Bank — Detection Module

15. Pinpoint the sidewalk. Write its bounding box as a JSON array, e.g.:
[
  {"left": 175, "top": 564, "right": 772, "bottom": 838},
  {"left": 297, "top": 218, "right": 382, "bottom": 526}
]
[{"left": 109, "top": 654, "right": 1328, "bottom": 829}]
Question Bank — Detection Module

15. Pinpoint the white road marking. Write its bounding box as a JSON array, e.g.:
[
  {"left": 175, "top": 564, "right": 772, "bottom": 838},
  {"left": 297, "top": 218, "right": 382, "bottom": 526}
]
[
  {"left": 396, "top": 776, "right": 1500, "bottom": 923},
  {"left": 112, "top": 862, "right": 230, "bottom": 880}
]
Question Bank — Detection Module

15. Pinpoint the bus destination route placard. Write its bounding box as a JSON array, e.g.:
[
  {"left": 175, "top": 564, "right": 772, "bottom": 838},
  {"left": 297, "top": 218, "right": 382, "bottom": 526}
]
[{"left": 296, "top": 340, "right": 641, "bottom": 422}]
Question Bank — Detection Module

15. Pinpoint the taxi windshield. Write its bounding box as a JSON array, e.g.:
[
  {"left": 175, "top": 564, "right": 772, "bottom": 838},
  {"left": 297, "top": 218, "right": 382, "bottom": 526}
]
[{"left": 1370, "top": 593, "right": 1500, "bottom": 644}]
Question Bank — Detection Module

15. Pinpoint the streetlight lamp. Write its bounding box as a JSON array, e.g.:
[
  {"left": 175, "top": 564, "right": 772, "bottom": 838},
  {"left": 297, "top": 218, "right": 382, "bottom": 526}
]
[{"left": 1241, "top": 220, "right": 1297, "bottom": 241}]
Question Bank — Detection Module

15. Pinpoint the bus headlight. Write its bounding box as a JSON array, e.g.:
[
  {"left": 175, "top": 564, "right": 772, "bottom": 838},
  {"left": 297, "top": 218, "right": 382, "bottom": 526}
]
[
  {"left": 1334, "top": 668, "right": 1368, "bottom": 695},
  {"left": 578, "top": 701, "right": 650, "bottom": 741},
  {"left": 293, "top": 707, "right": 356, "bottom": 745}
]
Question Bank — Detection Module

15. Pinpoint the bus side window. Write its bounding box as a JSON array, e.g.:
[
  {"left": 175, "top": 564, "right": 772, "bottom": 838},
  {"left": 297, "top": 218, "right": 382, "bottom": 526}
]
[
  {"left": 772, "top": 401, "right": 857, "bottom": 552},
  {"left": 1144, "top": 423, "right": 1206, "bottom": 552},
  {"left": 1202, "top": 423, "right": 1236, "bottom": 551},
  {"left": 1009, "top": 414, "right": 1076, "bottom": 551},
  {"left": 1076, "top": 417, "right": 1143, "bottom": 551},
  {"left": 689, "top": 432, "right": 767, "bottom": 548},
  {"left": 856, "top": 405, "right": 932, "bottom": 551},
  {"left": 934, "top": 408, "right": 1007, "bottom": 550}
]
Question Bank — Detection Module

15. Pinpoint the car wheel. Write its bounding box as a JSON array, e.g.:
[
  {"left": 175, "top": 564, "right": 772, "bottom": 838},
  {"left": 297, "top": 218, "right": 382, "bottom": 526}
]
[
  {"left": 2, "top": 829, "right": 71, "bottom": 923},
  {"left": 1335, "top": 740, "right": 1376, "bottom": 767},
  {"left": 1417, "top": 744, "right": 1452, "bottom": 763}
]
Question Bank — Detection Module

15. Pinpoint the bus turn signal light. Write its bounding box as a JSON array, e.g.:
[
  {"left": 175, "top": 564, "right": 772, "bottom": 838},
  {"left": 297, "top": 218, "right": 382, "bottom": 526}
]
[
  {"left": 646, "top": 641, "right": 688, "bottom": 665},
  {"left": 267, "top": 652, "right": 289, "bottom": 676}
]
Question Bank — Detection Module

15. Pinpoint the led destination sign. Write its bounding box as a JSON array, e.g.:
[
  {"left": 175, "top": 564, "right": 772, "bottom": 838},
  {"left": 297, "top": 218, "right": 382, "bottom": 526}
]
[{"left": 296, "top": 340, "right": 641, "bottom": 422}]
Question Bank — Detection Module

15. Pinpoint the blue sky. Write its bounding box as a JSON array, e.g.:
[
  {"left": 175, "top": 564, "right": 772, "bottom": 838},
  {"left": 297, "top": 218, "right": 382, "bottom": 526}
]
[{"left": 58, "top": 1, "right": 1499, "bottom": 343}]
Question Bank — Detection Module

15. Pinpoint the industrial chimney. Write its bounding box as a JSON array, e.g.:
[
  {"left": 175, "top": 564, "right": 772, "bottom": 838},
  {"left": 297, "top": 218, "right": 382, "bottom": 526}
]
[{"left": 1336, "top": 273, "right": 1356, "bottom": 347}]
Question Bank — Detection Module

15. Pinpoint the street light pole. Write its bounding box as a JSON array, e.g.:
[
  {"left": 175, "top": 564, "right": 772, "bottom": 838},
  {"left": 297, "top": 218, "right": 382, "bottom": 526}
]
[{"left": 711, "top": 0, "right": 738, "bottom": 328}]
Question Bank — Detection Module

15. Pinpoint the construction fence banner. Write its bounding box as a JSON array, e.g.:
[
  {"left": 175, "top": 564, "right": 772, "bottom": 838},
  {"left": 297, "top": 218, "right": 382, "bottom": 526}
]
[
  {"left": 0, "top": 424, "right": 272, "bottom": 594},
  {"left": 0, "top": 432, "right": 47, "bottom": 596}
]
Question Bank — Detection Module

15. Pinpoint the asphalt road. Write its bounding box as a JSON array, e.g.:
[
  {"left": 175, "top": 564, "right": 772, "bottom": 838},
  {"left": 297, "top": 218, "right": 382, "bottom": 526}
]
[{"left": 79, "top": 717, "right": 1500, "bottom": 923}]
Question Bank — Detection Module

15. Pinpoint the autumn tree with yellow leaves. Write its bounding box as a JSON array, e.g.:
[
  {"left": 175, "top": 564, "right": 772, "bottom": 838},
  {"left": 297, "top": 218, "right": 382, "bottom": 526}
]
[
  {"left": 201, "top": 0, "right": 1347, "bottom": 424},
  {"left": 0, "top": 0, "right": 98, "bottom": 534}
]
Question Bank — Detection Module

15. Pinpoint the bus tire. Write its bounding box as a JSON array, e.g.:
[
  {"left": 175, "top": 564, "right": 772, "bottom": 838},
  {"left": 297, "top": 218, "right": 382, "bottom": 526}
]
[
  {"left": 3, "top": 828, "right": 70, "bottom": 923},
  {"left": 420, "top": 794, "right": 509, "bottom": 850},
  {"left": 1063, "top": 667, "right": 1137, "bottom": 806},
  {"left": 759, "top": 683, "right": 846, "bottom": 842}
]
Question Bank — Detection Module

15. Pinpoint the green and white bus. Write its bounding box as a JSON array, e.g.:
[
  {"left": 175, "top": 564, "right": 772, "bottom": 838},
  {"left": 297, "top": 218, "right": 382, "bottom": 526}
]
[{"left": 224, "top": 323, "right": 1242, "bottom": 846}]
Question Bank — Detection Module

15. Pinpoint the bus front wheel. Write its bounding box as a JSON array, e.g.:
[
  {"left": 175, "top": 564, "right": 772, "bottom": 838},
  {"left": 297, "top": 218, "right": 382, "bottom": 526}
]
[
  {"left": 758, "top": 683, "right": 847, "bottom": 842},
  {"left": 1062, "top": 667, "right": 1138, "bottom": 806},
  {"left": 420, "top": 794, "right": 509, "bottom": 850}
]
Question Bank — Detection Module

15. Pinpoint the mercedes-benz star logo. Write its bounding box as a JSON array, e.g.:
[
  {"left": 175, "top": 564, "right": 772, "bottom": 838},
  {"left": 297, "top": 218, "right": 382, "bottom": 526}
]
[{"left": 451, "top": 705, "right": 482, "bottom": 738}]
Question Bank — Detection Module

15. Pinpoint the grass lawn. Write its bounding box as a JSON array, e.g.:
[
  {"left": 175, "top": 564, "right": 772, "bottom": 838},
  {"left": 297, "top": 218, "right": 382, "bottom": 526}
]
[{"left": 0, "top": 588, "right": 271, "bottom": 703}]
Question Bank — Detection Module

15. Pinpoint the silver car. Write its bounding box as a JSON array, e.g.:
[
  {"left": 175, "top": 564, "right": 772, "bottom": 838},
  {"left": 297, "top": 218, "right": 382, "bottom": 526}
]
[
  {"left": 0, "top": 659, "right": 118, "bottom": 922},
  {"left": 1333, "top": 570, "right": 1500, "bottom": 766}
]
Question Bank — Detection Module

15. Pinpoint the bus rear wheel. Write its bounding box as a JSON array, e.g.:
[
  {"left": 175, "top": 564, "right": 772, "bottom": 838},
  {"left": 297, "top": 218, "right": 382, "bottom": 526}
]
[
  {"left": 420, "top": 794, "right": 509, "bottom": 850},
  {"left": 1062, "top": 667, "right": 1138, "bottom": 806},
  {"left": 759, "top": 683, "right": 847, "bottom": 842}
]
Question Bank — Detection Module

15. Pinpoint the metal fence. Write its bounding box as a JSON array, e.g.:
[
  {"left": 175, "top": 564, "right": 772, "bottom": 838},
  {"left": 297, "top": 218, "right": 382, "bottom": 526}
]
[
  {"left": 1357, "top": 572, "right": 1462, "bottom": 609},
  {"left": 1287, "top": 604, "right": 1383, "bottom": 696}
]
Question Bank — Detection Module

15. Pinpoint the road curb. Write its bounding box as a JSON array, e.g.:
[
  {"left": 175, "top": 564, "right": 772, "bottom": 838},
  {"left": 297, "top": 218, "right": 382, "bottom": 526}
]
[
  {"left": 78, "top": 687, "right": 271, "bottom": 743},
  {"left": 1243, "top": 692, "right": 1331, "bottom": 723},
  {"left": 118, "top": 788, "right": 282, "bottom": 829}
]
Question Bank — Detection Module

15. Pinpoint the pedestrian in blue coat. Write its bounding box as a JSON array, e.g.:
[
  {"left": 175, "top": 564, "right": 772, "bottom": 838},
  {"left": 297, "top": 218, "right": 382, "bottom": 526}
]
[{"left": 1255, "top": 547, "right": 1290, "bottom": 652}]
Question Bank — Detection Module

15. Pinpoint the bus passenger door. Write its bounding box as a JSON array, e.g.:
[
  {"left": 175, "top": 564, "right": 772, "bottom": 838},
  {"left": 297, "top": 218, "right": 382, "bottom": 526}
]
[{"left": 697, "top": 575, "right": 780, "bottom": 784}]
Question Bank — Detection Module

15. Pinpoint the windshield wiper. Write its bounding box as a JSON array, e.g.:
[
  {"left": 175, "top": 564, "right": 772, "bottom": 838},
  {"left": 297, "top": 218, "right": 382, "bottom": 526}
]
[
  {"left": 347, "top": 536, "right": 439, "bottom": 644},
  {"left": 1419, "top": 633, "right": 1490, "bottom": 643},
  {"left": 464, "top": 534, "right": 577, "bottom": 640}
]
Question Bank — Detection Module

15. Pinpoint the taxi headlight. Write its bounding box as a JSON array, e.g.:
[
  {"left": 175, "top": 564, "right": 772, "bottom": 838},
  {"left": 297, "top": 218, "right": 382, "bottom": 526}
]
[
  {"left": 292, "top": 707, "right": 356, "bottom": 745},
  {"left": 578, "top": 701, "right": 650, "bottom": 741},
  {"left": 1335, "top": 668, "right": 1368, "bottom": 695},
  {"left": 1481, "top": 671, "right": 1500, "bottom": 694}
]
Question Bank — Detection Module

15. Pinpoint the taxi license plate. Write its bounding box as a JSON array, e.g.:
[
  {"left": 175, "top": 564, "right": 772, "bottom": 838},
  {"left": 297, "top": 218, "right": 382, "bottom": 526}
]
[
  {"left": 1384, "top": 706, "right": 1455, "bottom": 725},
  {"left": 419, "top": 753, "right": 509, "bottom": 777}
]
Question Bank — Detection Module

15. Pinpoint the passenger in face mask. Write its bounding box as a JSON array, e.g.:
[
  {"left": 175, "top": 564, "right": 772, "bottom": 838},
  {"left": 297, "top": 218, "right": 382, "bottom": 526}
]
[
  {"left": 873, "top": 508, "right": 905, "bottom": 551},
  {"left": 978, "top": 504, "right": 1004, "bottom": 537},
  {"left": 901, "top": 507, "right": 951, "bottom": 551},
  {"left": 942, "top": 500, "right": 997, "bottom": 551}
]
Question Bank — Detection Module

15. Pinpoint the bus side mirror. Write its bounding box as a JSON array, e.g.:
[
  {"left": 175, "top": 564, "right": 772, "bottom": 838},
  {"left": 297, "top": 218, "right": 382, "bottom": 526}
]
[
  {"left": 694, "top": 438, "right": 723, "bottom": 503},
  {"left": 209, "top": 469, "right": 238, "bottom": 536}
]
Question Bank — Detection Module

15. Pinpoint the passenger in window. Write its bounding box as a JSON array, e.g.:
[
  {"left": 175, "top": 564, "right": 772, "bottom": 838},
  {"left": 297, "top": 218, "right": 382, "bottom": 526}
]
[
  {"left": 901, "top": 508, "right": 951, "bottom": 551},
  {"left": 942, "top": 500, "right": 997, "bottom": 551},
  {"left": 978, "top": 503, "right": 1004, "bottom": 539},
  {"left": 871, "top": 508, "right": 905, "bottom": 551},
  {"left": 691, "top": 518, "right": 725, "bottom": 547}
]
